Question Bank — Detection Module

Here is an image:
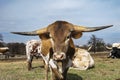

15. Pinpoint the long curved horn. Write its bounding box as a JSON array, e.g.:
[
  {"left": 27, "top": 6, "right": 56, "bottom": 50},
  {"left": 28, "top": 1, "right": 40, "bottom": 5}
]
[
  {"left": 11, "top": 31, "right": 38, "bottom": 36},
  {"left": 74, "top": 25, "right": 113, "bottom": 32},
  {"left": 105, "top": 46, "right": 112, "bottom": 50},
  {"left": 11, "top": 27, "right": 47, "bottom": 36}
]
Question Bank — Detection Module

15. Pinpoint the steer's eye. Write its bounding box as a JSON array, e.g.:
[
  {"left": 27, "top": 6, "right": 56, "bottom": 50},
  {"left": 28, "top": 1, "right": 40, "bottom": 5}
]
[
  {"left": 66, "top": 32, "right": 71, "bottom": 40},
  {"left": 66, "top": 35, "right": 70, "bottom": 40}
]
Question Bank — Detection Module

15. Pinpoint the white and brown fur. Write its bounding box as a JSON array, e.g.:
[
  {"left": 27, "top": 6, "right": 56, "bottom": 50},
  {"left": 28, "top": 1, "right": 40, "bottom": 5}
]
[
  {"left": 71, "top": 47, "right": 94, "bottom": 70},
  {"left": 26, "top": 40, "right": 41, "bottom": 70}
]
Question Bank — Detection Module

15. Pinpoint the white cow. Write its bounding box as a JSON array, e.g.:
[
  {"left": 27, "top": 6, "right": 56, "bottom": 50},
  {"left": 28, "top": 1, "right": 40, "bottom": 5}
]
[
  {"left": 71, "top": 47, "right": 94, "bottom": 70},
  {"left": 26, "top": 40, "right": 42, "bottom": 70}
]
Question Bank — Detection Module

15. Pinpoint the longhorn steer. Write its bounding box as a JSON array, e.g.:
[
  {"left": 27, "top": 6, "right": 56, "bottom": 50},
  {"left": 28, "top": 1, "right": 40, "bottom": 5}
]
[
  {"left": 71, "top": 47, "right": 94, "bottom": 70},
  {"left": 106, "top": 43, "right": 120, "bottom": 58},
  {"left": 11, "top": 21, "right": 112, "bottom": 80},
  {"left": 26, "top": 40, "right": 42, "bottom": 70}
]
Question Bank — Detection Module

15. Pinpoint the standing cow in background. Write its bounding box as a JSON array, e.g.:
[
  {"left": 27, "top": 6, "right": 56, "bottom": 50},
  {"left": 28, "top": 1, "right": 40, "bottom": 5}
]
[
  {"left": 26, "top": 40, "right": 41, "bottom": 70},
  {"left": 0, "top": 47, "right": 9, "bottom": 54},
  {"left": 0, "top": 47, "right": 10, "bottom": 59},
  {"left": 12, "top": 21, "right": 112, "bottom": 80},
  {"left": 106, "top": 43, "right": 120, "bottom": 58}
]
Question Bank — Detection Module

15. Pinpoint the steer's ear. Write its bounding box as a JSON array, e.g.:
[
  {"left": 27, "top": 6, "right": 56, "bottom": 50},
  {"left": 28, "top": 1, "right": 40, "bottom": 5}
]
[
  {"left": 39, "top": 32, "right": 50, "bottom": 40},
  {"left": 71, "top": 31, "right": 83, "bottom": 39}
]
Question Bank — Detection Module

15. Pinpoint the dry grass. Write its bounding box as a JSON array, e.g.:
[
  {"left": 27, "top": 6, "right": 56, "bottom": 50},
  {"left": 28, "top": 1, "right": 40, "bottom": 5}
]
[{"left": 0, "top": 53, "right": 120, "bottom": 80}]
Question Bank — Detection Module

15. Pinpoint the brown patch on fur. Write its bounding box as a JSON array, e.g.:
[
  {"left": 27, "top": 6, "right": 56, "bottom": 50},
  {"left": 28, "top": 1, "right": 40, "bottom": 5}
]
[{"left": 41, "top": 39, "right": 52, "bottom": 56}]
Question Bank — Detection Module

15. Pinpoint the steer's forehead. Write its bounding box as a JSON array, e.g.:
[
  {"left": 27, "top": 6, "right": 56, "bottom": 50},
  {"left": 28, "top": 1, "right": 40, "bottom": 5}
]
[{"left": 48, "top": 21, "right": 73, "bottom": 40}]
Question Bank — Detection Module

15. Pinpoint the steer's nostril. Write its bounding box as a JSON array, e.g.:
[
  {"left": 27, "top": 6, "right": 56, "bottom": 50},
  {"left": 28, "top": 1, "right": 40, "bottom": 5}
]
[
  {"left": 60, "top": 54, "right": 64, "bottom": 59},
  {"left": 53, "top": 54, "right": 57, "bottom": 58}
]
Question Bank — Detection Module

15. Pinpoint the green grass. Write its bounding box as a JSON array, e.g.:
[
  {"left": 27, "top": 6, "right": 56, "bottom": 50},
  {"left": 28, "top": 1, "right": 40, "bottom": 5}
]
[
  {"left": 68, "top": 57, "right": 120, "bottom": 80},
  {"left": 0, "top": 54, "right": 120, "bottom": 80}
]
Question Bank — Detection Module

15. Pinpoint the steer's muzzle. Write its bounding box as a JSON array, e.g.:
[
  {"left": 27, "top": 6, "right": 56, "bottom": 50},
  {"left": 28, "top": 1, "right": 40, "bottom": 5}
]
[{"left": 53, "top": 52, "right": 66, "bottom": 60}]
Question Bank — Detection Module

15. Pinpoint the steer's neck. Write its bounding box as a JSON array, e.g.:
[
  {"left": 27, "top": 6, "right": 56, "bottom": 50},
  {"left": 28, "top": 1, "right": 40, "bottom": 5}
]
[
  {"left": 41, "top": 39, "right": 52, "bottom": 56},
  {"left": 67, "top": 38, "right": 75, "bottom": 59}
]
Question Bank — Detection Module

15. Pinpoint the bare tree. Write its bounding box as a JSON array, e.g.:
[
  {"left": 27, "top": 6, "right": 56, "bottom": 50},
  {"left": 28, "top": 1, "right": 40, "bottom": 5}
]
[
  {"left": 88, "top": 35, "right": 97, "bottom": 53},
  {"left": 87, "top": 34, "right": 105, "bottom": 53},
  {"left": 0, "top": 34, "right": 3, "bottom": 41},
  {"left": 0, "top": 34, "right": 5, "bottom": 47}
]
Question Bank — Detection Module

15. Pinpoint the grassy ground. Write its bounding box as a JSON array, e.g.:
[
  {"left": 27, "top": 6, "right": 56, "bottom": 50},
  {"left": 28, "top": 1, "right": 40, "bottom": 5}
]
[{"left": 0, "top": 53, "right": 120, "bottom": 80}]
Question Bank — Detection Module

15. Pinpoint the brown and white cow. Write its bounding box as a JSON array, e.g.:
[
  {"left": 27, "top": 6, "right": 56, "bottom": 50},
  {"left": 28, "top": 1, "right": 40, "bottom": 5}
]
[
  {"left": 11, "top": 21, "right": 112, "bottom": 80},
  {"left": 26, "top": 40, "right": 42, "bottom": 70},
  {"left": 71, "top": 47, "right": 94, "bottom": 70}
]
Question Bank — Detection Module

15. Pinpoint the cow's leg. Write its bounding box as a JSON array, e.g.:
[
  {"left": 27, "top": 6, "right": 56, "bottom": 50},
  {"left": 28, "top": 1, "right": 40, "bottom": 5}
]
[
  {"left": 49, "top": 59, "right": 63, "bottom": 80},
  {"left": 62, "top": 58, "right": 72, "bottom": 80},
  {"left": 27, "top": 55, "right": 33, "bottom": 71},
  {"left": 45, "top": 63, "right": 49, "bottom": 80},
  {"left": 50, "top": 68, "right": 64, "bottom": 80},
  {"left": 50, "top": 59, "right": 72, "bottom": 80},
  {"left": 62, "top": 68, "right": 68, "bottom": 80},
  {"left": 42, "top": 59, "right": 46, "bottom": 69},
  {"left": 40, "top": 53, "right": 62, "bottom": 80},
  {"left": 40, "top": 53, "right": 50, "bottom": 80},
  {"left": 49, "top": 67, "right": 54, "bottom": 80},
  {"left": 51, "top": 68, "right": 62, "bottom": 80},
  {"left": 41, "top": 64, "right": 49, "bottom": 80},
  {"left": 49, "top": 67, "right": 60, "bottom": 80},
  {"left": 52, "top": 63, "right": 68, "bottom": 80}
]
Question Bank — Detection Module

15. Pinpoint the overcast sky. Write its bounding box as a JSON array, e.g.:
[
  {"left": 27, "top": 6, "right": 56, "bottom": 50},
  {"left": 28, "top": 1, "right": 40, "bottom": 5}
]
[{"left": 0, "top": 0, "right": 120, "bottom": 45}]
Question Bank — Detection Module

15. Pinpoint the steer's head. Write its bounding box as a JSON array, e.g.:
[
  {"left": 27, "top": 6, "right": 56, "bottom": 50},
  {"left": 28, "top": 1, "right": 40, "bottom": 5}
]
[{"left": 11, "top": 21, "right": 113, "bottom": 60}]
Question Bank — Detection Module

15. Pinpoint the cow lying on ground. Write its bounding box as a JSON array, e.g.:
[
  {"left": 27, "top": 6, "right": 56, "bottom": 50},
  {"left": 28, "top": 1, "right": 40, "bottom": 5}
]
[
  {"left": 12, "top": 21, "right": 112, "bottom": 80},
  {"left": 106, "top": 43, "right": 120, "bottom": 58},
  {"left": 71, "top": 47, "right": 94, "bottom": 70},
  {"left": 26, "top": 40, "right": 42, "bottom": 70},
  {"left": 108, "top": 47, "right": 120, "bottom": 58}
]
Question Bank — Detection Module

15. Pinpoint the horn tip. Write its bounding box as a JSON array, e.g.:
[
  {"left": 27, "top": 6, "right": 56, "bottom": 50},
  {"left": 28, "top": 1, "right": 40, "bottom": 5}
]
[
  {"left": 11, "top": 32, "right": 21, "bottom": 34},
  {"left": 11, "top": 32, "right": 16, "bottom": 34},
  {"left": 109, "top": 25, "right": 113, "bottom": 27},
  {"left": 11, "top": 32, "right": 17, "bottom": 34}
]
